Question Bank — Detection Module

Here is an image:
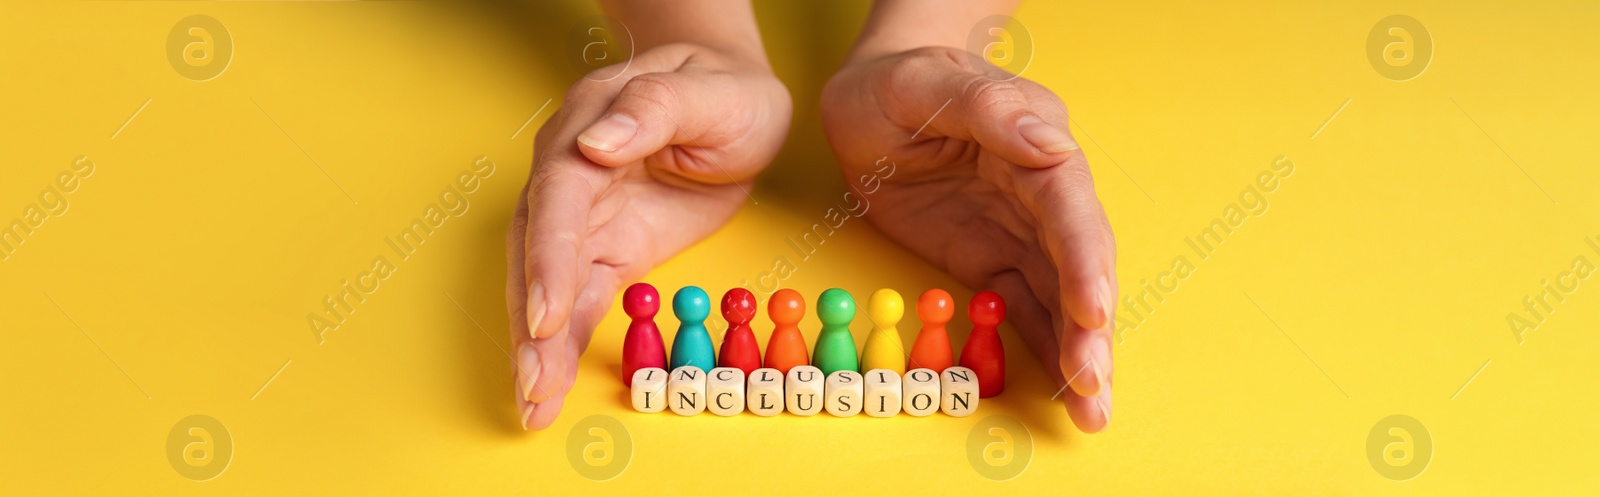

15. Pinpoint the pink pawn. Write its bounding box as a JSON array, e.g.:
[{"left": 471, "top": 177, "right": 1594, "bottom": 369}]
[{"left": 620, "top": 283, "right": 667, "bottom": 387}]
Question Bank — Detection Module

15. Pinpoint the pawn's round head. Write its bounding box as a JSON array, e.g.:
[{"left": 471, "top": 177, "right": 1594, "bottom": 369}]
[
  {"left": 622, "top": 282, "right": 660, "bottom": 318},
  {"left": 816, "top": 288, "right": 857, "bottom": 326},
  {"left": 721, "top": 288, "right": 757, "bottom": 325},
  {"left": 768, "top": 288, "right": 805, "bottom": 325},
  {"left": 969, "top": 290, "right": 1006, "bottom": 327},
  {"left": 867, "top": 288, "right": 904, "bottom": 328},
  {"left": 672, "top": 286, "right": 711, "bottom": 322},
  {"left": 917, "top": 288, "right": 954, "bottom": 325}
]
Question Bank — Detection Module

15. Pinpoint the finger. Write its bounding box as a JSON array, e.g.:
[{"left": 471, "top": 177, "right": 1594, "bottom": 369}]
[
  {"left": 1007, "top": 151, "right": 1118, "bottom": 397},
  {"left": 993, "top": 270, "right": 1112, "bottom": 433},
  {"left": 523, "top": 329, "right": 575, "bottom": 404},
  {"left": 506, "top": 179, "right": 547, "bottom": 428},
  {"left": 1063, "top": 384, "right": 1113, "bottom": 433},
  {"left": 525, "top": 267, "right": 621, "bottom": 406},
  {"left": 876, "top": 48, "right": 1078, "bottom": 168},
  {"left": 524, "top": 395, "right": 567, "bottom": 431},
  {"left": 987, "top": 269, "right": 1063, "bottom": 372},
  {"left": 575, "top": 70, "right": 785, "bottom": 184},
  {"left": 525, "top": 114, "right": 609, "bottom": 340}
]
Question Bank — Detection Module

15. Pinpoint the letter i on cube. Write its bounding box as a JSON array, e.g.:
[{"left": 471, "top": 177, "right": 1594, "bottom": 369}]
[
  {"left": 631, "top": 368, "right": 667, "bottom": 413},
  {"left": 863, "top": 369, "right": 902, "bottom": 417}
]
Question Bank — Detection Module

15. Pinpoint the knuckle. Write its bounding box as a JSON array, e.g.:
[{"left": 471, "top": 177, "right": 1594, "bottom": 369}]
[
  {"left": 564, "top": 77, "right": 606, "bottom": 103},
  {"left": 879, "top": 53, "right": 933, "bottom": 91},
  {"left": 617, "top": 73, "right": 680, "bottom": 112},
  {"left": 531, "top": 158, "right": 572, "bottom": 183},
  {"left": 960, "top": 78, "right": 1026, "bottom": 117},
  {"left": 1060, "top": 160, "right": 1097, "bottom": 186},
  {"left": 1055, "top": 164, "right": 1099, "bottom": 200}
]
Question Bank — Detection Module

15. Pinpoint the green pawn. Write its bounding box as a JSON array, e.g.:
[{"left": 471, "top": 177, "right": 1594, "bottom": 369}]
[{"left": 812, "top": 288, "right": 859, "bottom": 375}]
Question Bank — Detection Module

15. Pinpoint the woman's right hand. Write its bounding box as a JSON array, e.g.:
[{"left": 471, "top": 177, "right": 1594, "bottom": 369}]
[{"left": 507, "top": 42, "right": 791, "bottom": 430}]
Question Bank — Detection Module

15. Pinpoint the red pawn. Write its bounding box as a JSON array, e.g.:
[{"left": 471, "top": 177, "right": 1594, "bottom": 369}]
[
  {"left": 959, "top": 291, "right": 1006, "bottom": 398},
  {"left": 620, "top": 283, "right": 667, "bottom": 387},
  {"left": 717, "top": 288, "right": 763, "bottom": 376}
]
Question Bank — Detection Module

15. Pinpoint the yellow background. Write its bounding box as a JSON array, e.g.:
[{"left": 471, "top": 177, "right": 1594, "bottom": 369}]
[{"left": 3, "top": 0, "right": 1596, "bottom": 494}]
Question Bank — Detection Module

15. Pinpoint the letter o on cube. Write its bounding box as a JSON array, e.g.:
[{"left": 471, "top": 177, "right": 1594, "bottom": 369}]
[{"left": 903, "top": 368, "right": 941, "bottom": 417}]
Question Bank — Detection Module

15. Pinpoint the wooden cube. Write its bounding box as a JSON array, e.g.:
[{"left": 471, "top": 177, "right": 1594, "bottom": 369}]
[
  {"left": 707, "top": 367, "right": 746, "bottom": 417},
  {"left": 940, "top": 366, "right": 979, "bottom": 417},
  {"left": 902, "top": 368, "right": 941, "bottom": 417},
  {"left": 863, "top": 369, "right": 902, "bottom": 417},
  {"left": 630, "top": 367, "right": 668, "bottom": 413},
  {"left": 785, "top": 365, "right": 824, "bottom": 416},
  {"left": 825, "top": 370, "right": 864, "bottom": 417},
  {"left": 667, "top": 366, "right": 706, "bottom": 416},
  {"left": 746, "top": 368, "right": 784, "bottom": 417}
]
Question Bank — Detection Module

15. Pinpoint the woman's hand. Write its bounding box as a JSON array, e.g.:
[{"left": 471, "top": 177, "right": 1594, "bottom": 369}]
[
  {"left": 508, "top": 42, "right": 790, "bottom": 430},
  {"left": 821, "top": 46, "right": 1117, "bottom": 432}
]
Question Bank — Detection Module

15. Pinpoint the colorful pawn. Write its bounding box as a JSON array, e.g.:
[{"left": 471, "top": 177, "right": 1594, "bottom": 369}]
[
  {"left": 763, "top": 288, "right": 810, "bottom": 375},
  {"left": 860, "top": 288, "right": 906, "bottom": 375},
  {"left": 668, "top": 286, "right": 716, "bottom": 373},
  {"left": 716, "top": 288, "right": 763, "bottom": 376},
  {"left": 958, "top": 291, "right": 1006, "bottom": 398},
  {"left": 908, "top": 288, "right": 955, "bottom": 372},
  {"left": 620, "top": 283, "right": 668, "bottom": 387},
  {"left": 812, "top": 288, "right": 859, "bottom": 376}
]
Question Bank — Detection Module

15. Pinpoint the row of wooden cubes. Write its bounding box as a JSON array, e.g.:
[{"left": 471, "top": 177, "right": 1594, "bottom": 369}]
[{"left": 630, "top": 366, "right": 979, "bottom": 417}]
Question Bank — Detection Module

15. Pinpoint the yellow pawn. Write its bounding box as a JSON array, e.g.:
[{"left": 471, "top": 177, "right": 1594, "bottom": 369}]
[{"left": 860, "top": 288, "right": 907, "bottom": 375}]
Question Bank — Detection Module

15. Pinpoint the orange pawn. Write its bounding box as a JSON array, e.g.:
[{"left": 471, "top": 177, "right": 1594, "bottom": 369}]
[
  {"left": 763, "top": 288, "right": 810, "bottom": 375},
  {"left": 908, "top": 288, "right": 955, "bottom": 372}
]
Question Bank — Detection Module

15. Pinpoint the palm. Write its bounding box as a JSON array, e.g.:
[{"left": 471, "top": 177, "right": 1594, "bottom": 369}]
[
  {"left": 552, "top": 156, "right": 749, "bottom": 329},
  {"left": 508, "top": 102, "right": 754, "bottom": 392},
  {"left": 508, "top": 43, "right": 788, "bottom": 430},
  {"left": 823, "top": 47, "right": 1117, "bottom": 432},
  {"left": 855, "top": 140, "right": 1070, "bottom": 374}
]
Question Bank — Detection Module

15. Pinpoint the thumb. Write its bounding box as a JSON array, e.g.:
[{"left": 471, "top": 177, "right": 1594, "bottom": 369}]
[
  {"left": 878, "top": 49, "right": 1079, "bottom": 168},
  {"left": 575, "top": 70, "right": 785, "bottom": 183}
]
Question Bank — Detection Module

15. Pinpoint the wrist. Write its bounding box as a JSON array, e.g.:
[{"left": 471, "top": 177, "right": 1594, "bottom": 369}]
[
  {"left": 600, "top": 0, "right": 771, "bottom": 71},
  {"left": 844, "top": 0, "right": 1018, "bottom": 67}
]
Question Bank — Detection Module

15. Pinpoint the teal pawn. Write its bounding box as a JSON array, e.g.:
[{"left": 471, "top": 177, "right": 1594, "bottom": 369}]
[
  {"left": 812, "top": 288, "right": 859, "bottom": 375},
  {"left": 668, "top": 286, "right": 716, "bottom": 372}
]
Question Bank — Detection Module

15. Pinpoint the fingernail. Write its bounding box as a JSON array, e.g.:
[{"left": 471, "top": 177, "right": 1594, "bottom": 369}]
[
  {"left": 1069, "top": 338, "right": 1110, "bottom": 397},
  {"left": 1095, "top": 395, "right": 1112, "bottom": 430},
  {"left": 577, "top": 113, "right": 639, "bottom": 152},
  {"left": 519, "top": 404, "right": 536, "bottom": 430},
  {"left": 518, "top": 344, "right": 541, "bottom": 402},
  {"left": 527, "top": 283, "right": 546, "bottom": 339},
  {"left": 1094, "top": 275, "right": 1112, "bottom": 328},
  {"left": 1017, "top": 115, "right": 1079, "bottom": 154}
]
